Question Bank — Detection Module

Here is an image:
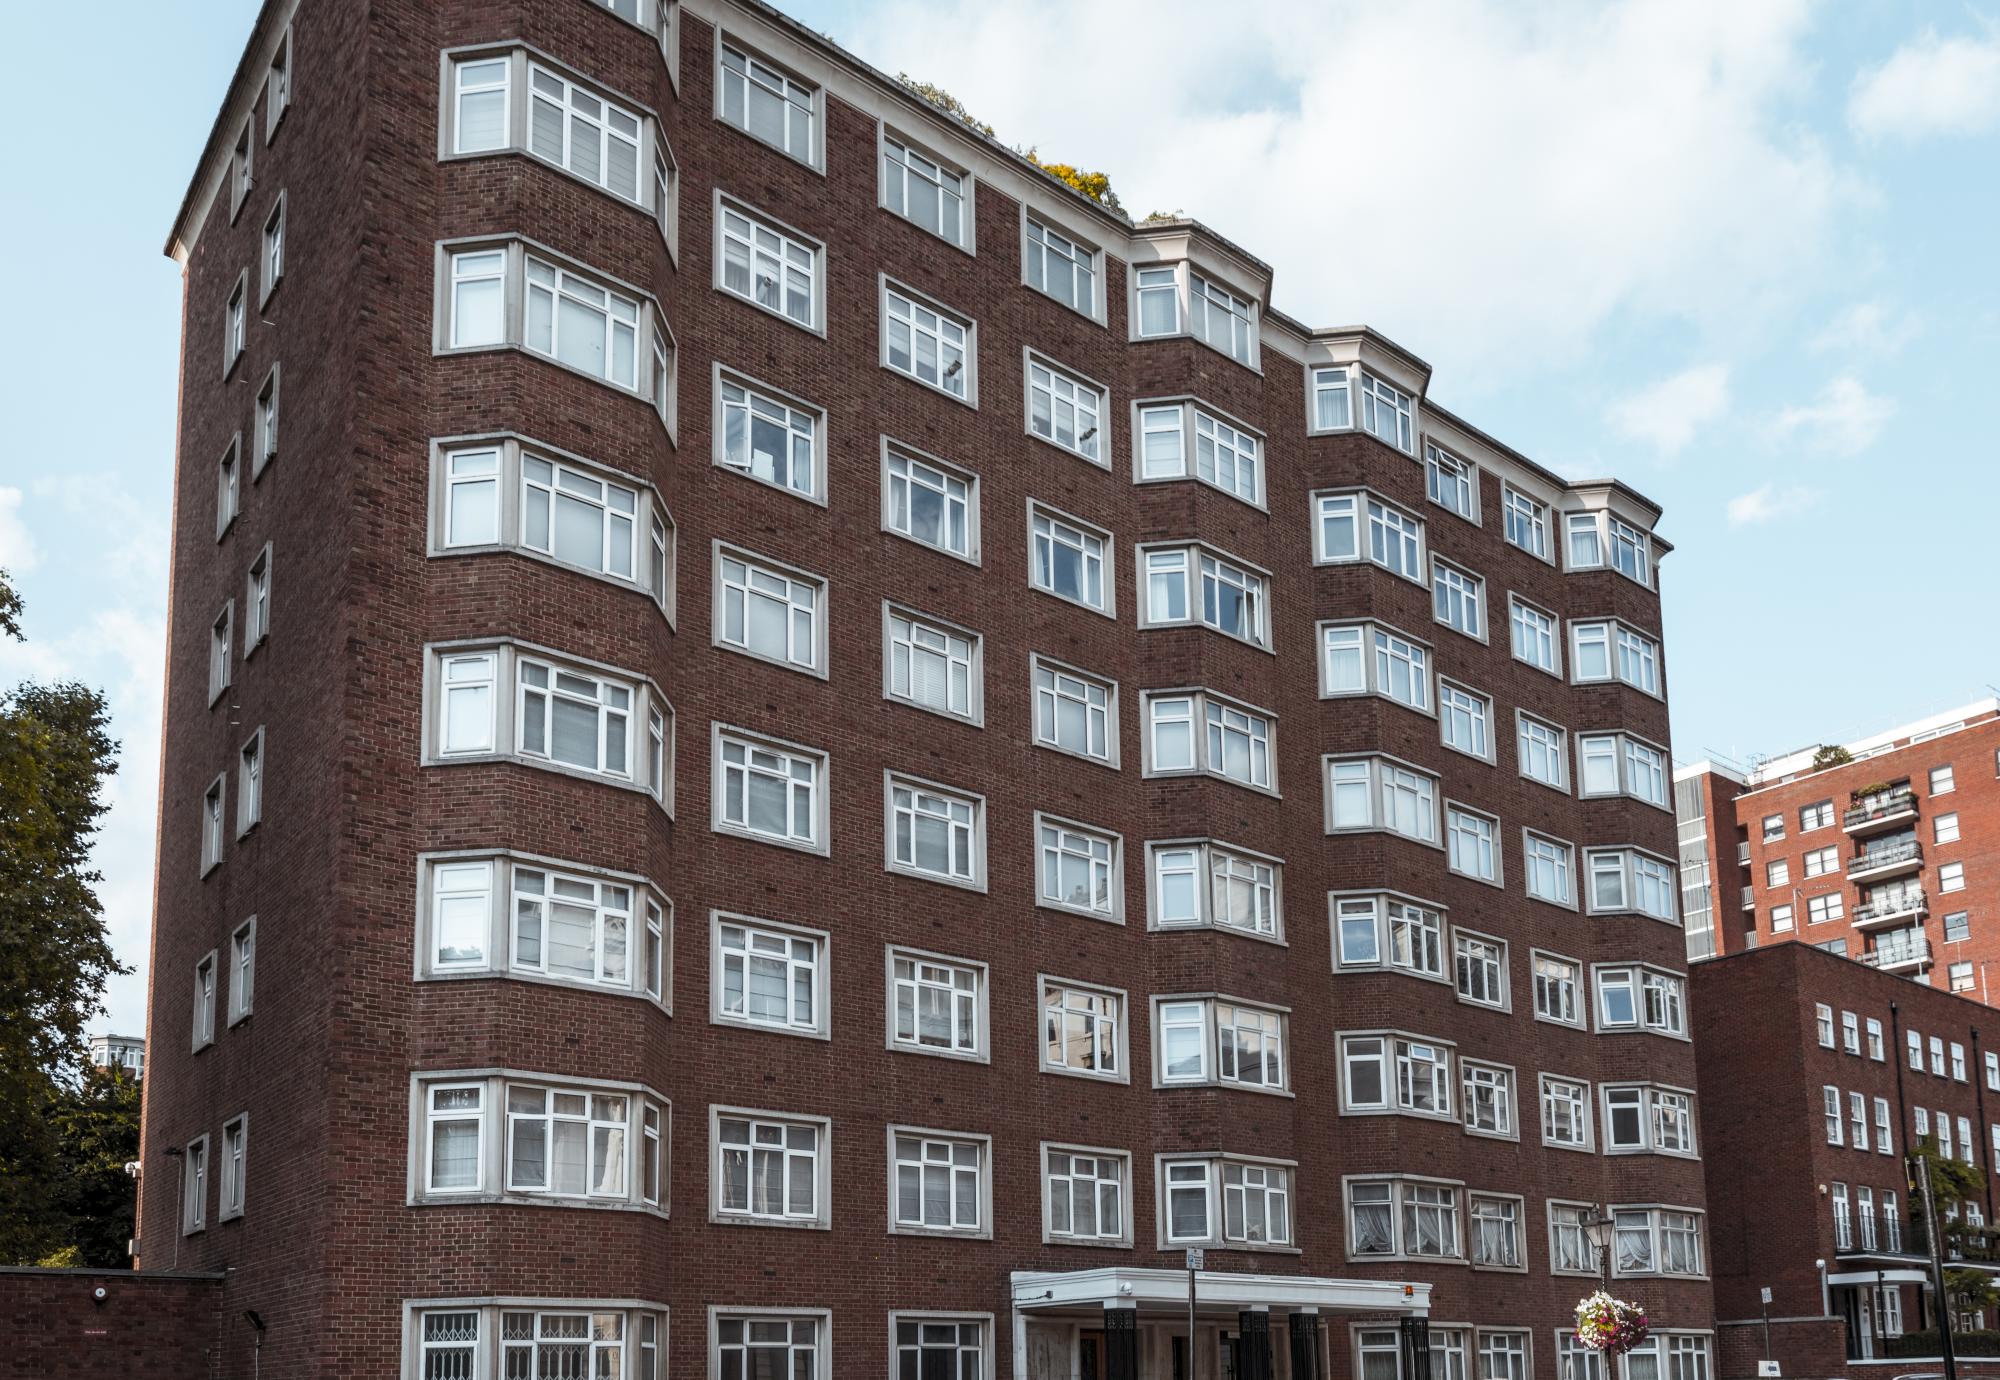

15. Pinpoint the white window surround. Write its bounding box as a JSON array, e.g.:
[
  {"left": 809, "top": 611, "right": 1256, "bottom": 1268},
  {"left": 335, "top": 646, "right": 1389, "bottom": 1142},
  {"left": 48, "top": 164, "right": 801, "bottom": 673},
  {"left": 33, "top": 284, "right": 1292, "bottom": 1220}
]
[
  {"left": 1024, "top": 349, "right": 1109, "bottom": 465},
  {"left": 1507, "top": 595, "right": 1563, "bottom": 677},
  {"left": 1576, "top": 729, "right": 1671, "bottom": 810},
  {"left": 707, "top": 1104, "right": 832, "bottom": 1229},
  {"left": 406, "top": 1068, "right": 669, "bottom": 1213},
  {"left": 192, "top": 949, "right": 218, "bottom": 1052},
  {"left": 1431, "top": 557, "right": 1487, "bottom": 644},
  {"left": 1600, "top": 1084, "right": 1700, "bottom": 1158},
  {"left": 884, "top": 945, "right": 990, "bottom": 1064},
  {"left": 405, "top": 1302, "right": 673, "bottom": 1380},
  {"left": 880, "top": 437, "right": 981, "bottom": 565},
  {"left": 1130, "top": 396, "right": 1267, "bottom": 509},
  {"left": 1452, "top": 927, "right": 1512, "bottom": 1013},
  {"left": 216, "top": 433, "right": 242, "bottom": 540},
  {"left": 1145, "top": 838, "right": 1285, "bottom": 944},
  {"left": 1548, "top": 1200, "right": 1604, "bottom": 1277},
  {"left": 710, "top": 724, "right": 829, "bottom": 856},
  {"left": 1590, "top": 963, "right": 1688, "bottom": 1041},
  {"left": 1150, "top": 994, "right": 1292, "bottom": 1097},
  {"left": 1516, "top": 710, "right": 1571, "bottom": 794},
  {"left": 710, "top": 910, "right": 829, "bottom": 1041},
  {"left": 1021, "top": 205, "right": 1107, "bottom": 323},
  {"left": 1317, "top": 620, "right": 1434, "bottom": 712},
  {"left": 883, "top": 603, "right": 983, "bottom": 726},
  {"left": 200, "top": 774, "right": 227, "bottom": 878},
  {"left": 1037, "top": 975, "right": 1131, "bottom": 1083},
  {"left": 1027, "top": 500, "right": 1115, "bottom": 618},
  {"left": 1030, "top": 655, "right": 1120, "bottom": 768},
  {"left": 1569, "top": 618, "right": 1664, "bottom": 697},
  {"left": 219, "top": 1114, "right": 249, "bottom": 1221},
  {"left": 259, "top": 191, "right": 285, "bottom": 308},
  {"left": 885, "top": 1124, "right": 993, "bottom": 1239},
  {"left": 1036, "top": 813, "right": 1124, "bottom": 923},
  {"left": 439, "top": 46, "right": 671, "bottom": 223},
  {"left": 433, "top": 237, "right": 676, "bottom": 436},
  {"left": 1445, "top": 802, "right": 1503, "bottom": 888},
  {"left": 712, "top": 191, "right": 826, "bottom": 334},
  {"left": 228, "top": 917, "right": 256, "bottom": 1026},
  {"left": 707, "top": 1307, "right": 831, "bottom": 1380},
  {"left": 882, "top": 771, "right": 988, "bottom": 892},
  {"left": 1040, "top": 1141, "right": 1134, "bottom": 1248},
  {"left": 253, "top": 364, "right": 280, "bottom": 479},
  {"left": 1500, "top": 484, "right": 1555, "bottom": 563},
  {"left": 1141, "top": 688, "right": 1277, "bottom": 795},
  {"left": 235, "top": 726, "right": 265, "bottom": 838},
  {"left": 1532, "top": 950, "right": 1586, "bottom": 1029},
  {"left": 1563, "top": 507, "right": 1655, "bottom": 588},
  {"left": 878, "top": 125, "right": 975, "bottom": 253},
  {"left": 1152, "top": 1154, "right": 1298, "bottom": 1251},
  {"left": 182, "top": 1133, "right": 209, "bottom": 1234},
  {"left": 1342, "top": 1173, "right": 1467, "bottom": 1263},
  {"left": 1522, "top": 829, "right": 1578, "bottom": 910},
  {"left": 1138, "top": 541, "right": 1274, "bottom": 651},
  {"left": 712, "top": 364, "right": 827, "bottom": 506},
  {"left": 880, "top": 275, "right": 977, "bottom": 406},
  {"left": 1460, "top": 1059, "right": 1519, "bottom": 1141},
  {"left": 1583, "top": 846, "right": 1680, "bottom": 923},
  {"left": 422, "top": 639, "right": 675, "bottom": 811},
  {"left": 1329, "top": 890, "right": 1449, "bottom": 984},
  {"left": 712, "top": 31, "right": 824, "bottom": 170},
  {"left": 1424, "top": 441, "right": 1482, "bottom": 524},
  {"left": 223, "top": 270, "right": 247, "bottom": 380},
  {"left": 887, "top": 1314, "right": 996, "bottom": 1380},
  {"left": 264, "top": 26, "right": 291, "bottom": 142},
  {"left": 209, "top": 601, "right": 234, "bottom": 706},
  {"left": 1607, "top": 1205, "right": 1708, "bottom": 1279},
  {"left": 412, "top": 849, "right": 672, "bottom": 1008},
  {"left": 1311, "top": 488, "right": 1427, "bottom": 584},
  {"left": 1322, "top": 753, "right": 1441, "bottom": 846},
  {"left": 1128, "top": 258, "right": 1263, "bottom": 371},
  {"left": 428, "top": 433, "right": 676, "bottom": 620},
  {"left": 1338, "top": 1029, "right": 1457, "bottom": 1122},
  {"left": 1539, "top": 1073, "right": 1596, "bottom": 1152},
  {"left": 710, "top": 541, "right": 829, "bottom": 679},
  {"left": 1437, "top": 679, "right": 1496, "bottom": 764}
]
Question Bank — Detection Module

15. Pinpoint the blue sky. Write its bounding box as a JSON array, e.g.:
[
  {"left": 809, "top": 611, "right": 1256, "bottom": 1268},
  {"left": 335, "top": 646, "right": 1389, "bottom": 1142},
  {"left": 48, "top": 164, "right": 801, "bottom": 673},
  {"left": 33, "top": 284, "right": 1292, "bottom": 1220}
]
[{"left": 1, "top": 0, "right": 1994, "bottom": 1037}]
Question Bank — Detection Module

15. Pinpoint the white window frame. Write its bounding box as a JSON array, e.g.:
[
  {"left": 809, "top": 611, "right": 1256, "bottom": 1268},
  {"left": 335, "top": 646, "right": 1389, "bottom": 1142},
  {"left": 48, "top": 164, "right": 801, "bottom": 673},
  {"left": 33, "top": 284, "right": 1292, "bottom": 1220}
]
[
  {"left": 879, "top": 127, "right": 972, "bottom": 251},
  {"left": 1539, "top": 1074, "right": 1594, "bottom": 1152},
  {"left": 1031, "top": 655, "right": 1119, "bottom": 767},
  {"left": 1155, "top": 1154, "right": 1297, "bottom": 1250},
  {"left": 219, "top": 1114, "right": 248, "bottom": 1221},
  {"left": 1431, "top": 557, "right": 1486, "bottom": 642},
  {"left": 1591, "top": 964, "right": 1688, "bottom": 1040},
  {"left": 710, "top": 911, "right": 828, "bottom": 1040},
  {"left": 883, "top": 771, "right": 987, "bottom": 892},
  {"left": 1583, "top": 847, "right": 1680, "bottom": 923},
  {"left": 1151, "top": 995, "right": 1291, "bottom": 1097},
  {"left": 223, "top": 270, "right": 247, "bottom": 378},
  {"left": 711, "top": 542, "right": 828, "bottom": 677},
  {"left": 1036, "top": 814, "right": 1124, "bottom": 923},
  {"left": 1438, "top": 679, "right": 1495, "bottom": 763},
  {"left": 709, "top": 1310, "right": 829, "bottom": 1380},
  {"left": 1508, "top": 596, "right": 1562, "bottom": 676},
  {"left": 1453, "top": 929, "right": 1511, "bottom": 1012},
  {"left": 1131, "top": 397, "right": 1266, "bottom": 508},
  {"left": 1331, "top": 892, "right": 1448, "bottom": 982},
  {"left": 1523, "top": 830, "right": 1577, "bottom": 909},
  {"left": 200, "top": 775, "right": 227, "bottom": 877},
  {"left": 883, "top": 603, "right": 982, "bottom": 725},
  {"left": 415, "top": 850, "right": 671, "bottom": 1008},
  {"left": 709, "top": 1105, "right": 831, "bottom": 1229},
  {"left": 1318, "top": 620, "right": 1434, "bottom": 712},
  {"left": 264, "top": 27, "right": 291, "bottom": 141},
  {"left": 713, "top": 33, "right": 822, "bottom": 168},
  {"left": 1338, "top": 1030, "right": 1456, "bottom": 1122},
  {"left": 243, "top": 544, "right": 272, "bottom": 656},
  {"left": 1141, "top": 689, "right": 1277, "bottom": 794},
  {"left": 1424, "top": 442, "right": 1481, "bottom": 522},
  {"left": 881, "top": 439, "right": 980, "bottom": 564},
  {"left": 1024, "top": 350, "right": 1109, "bottom": 465},
  {"left": 1312, "top": 489, "right": 1427, "bottom": 584},
  {"left": 1461, "top": 1061, "right": 1519, "bottom": 1141},
  {"left": 1041, "top": 1142, "right": 1133, "bottom": 1247},
  {"left": 1576, "top": 730, "right": 1671, "bottom": 809},
  {"left": 1501, "top": 484, "right": 1552, "bottom": 561},
  {"left": 1608, "top": 1206, "right": 1707, "bottom": 1279},
  {"left": 228, "top": 917, "right": 256, "bottom": 1026},
  {"left": 1138, "top": 541, "right": 1273, "bottom": 650},
  {"left": 1532, "top": 951, "right": 1585, "bottom": 1029},
  {"left": 1038, "top": 975, "right": 1130, "bottom": 1084},
  {"left": 1342, "top": 1175, "right": 1465, "bottom": 1262},
  {"left": 410, "top": 1070, "right": 669, "bottom": 1211},
  {"left": 1516, "top": 711, "right": 1570, "bottom": 793},
  {"left": 1323, "top": 754, "right": 1440, "bottom": 845},
  {"left": 713, "top": 193, "right": 825, "bottom": 333},
  {"left": 259, "top": 192, "right": 285, "bottom": 308},
  {"left": 182, "top": 1133, "right": 209, "bottom": 1234},
  {"left": 881, "top": 276, "right": 977, "bottom": 405},
  {"left": 216, "top": 433, "right": 241, "bottom": 539},
  {"left": 886, "top": 1124, "right": 993, "bottom": 1239},
  {"left": 1601, "top": 1084, "right": 1700, "bottom": 1158},
  {"left": 253, "top": 363, "right": 280, "bottom": 478},
  {"left": 1022, "top": 211, "right": 1104, "bottom": 321},
  {"left": 1027, "top": 501, "right": 1114, "bottom": 617},
  {"left": 1445, "top": 803, "right": 1502, "bottom": 887},
  {"left": 1146, "top": 839, "right": 1284, "bottom": 943},
  {"left": 192, "top": 949, "right": 218, "bottom": 1051},
  {"left": 713, "top": 366, "right": 825, "bottom": 505},
  {"left": 885, "top": 945, "right": 989, "bottom": 1064},
  {"left": 710, "top": 724, "right": 826, "bottom": 854},
  {"left": 235, "top": 727, "right": 264, "bottom": 838}
]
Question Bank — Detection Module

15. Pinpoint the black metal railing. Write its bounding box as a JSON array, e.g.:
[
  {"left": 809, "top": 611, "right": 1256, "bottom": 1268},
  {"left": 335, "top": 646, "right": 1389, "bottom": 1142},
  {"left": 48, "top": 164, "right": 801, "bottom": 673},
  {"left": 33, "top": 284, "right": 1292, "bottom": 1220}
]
[
  {"left": 1845, "top": 788, "right": 1918, "bottom": 828},
  {"left": 1851, "top": 839, "right": 1923, "bottom": 873},
  {"left": 1883, "top": 1331, "right": 2000, "bottom": 1359},
  {"left": 1835, "top": 1207, "right": 1920, "bottom": 1255}
]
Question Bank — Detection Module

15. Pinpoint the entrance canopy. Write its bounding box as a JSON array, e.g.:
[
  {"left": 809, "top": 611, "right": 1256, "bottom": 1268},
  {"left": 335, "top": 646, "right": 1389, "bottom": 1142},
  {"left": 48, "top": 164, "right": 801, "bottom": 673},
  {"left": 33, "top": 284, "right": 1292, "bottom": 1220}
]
[{"left": 1011, "top": 1266, "right": 1431, "bottom": 1317}]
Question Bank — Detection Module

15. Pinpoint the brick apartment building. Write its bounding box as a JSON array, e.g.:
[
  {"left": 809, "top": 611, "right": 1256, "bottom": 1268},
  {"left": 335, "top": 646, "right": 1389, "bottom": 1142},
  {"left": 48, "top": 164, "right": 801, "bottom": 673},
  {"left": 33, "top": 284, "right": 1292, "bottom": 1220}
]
[
  {"left": 1676, "top": 699, "right": 2000, "bottom": 983},
  {"left": 126, "top": 0, "right": 1713, "bottom": 1376},
  {"left": 1696, "top": 939, "right": 2000, "bottom": 1371}
]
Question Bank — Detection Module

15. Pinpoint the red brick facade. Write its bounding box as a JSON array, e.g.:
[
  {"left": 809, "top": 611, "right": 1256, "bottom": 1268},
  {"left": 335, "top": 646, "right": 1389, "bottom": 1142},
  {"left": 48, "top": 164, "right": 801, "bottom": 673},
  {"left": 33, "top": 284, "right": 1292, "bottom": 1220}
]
[
  {"left": 0, "top": 1268, "right": 222, "bottom": 1379},
  {"left": 134, "top": 0, "right": 1711, "bottom": 1376}
]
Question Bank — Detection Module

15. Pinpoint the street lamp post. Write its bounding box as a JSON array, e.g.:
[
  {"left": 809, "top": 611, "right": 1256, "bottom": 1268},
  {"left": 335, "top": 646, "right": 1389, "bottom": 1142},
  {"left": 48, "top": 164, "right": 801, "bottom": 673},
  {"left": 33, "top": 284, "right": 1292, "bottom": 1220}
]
[{"left": 1582, "top": 1207, "right": 1616, "bottom": 1289}]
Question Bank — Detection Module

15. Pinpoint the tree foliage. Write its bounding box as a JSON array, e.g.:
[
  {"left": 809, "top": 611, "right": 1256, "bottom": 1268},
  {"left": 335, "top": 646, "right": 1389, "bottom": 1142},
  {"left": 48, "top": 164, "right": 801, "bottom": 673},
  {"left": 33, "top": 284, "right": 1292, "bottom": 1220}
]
[
  {"left": 1811, "top": 743, "right": 1854, "bottom": 771},
  {"left": 895, "top": 75, "right": 994, "bottom": 137},
  {"left": 0, "top": 568, "right": 125, "bottom": 1263},
  {"left": 893, "top": 75, "right": 1125, "bottom": 214},
  {"left": 45, "top": 1067, "right": 140, "bottom": 1267}
]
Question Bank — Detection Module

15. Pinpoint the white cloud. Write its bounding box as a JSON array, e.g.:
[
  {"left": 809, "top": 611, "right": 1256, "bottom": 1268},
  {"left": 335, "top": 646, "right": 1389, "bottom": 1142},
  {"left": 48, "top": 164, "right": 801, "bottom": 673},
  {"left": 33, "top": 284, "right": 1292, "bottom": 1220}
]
[
  {"left": 0, "top": 486, "right": 40, "bottom": 574},
  {"left": 1770, "top": 375, "right": 1897, "bottom": 456},
  {"left": 1850, "top": 26, "right": 2000, "bottom": 142},
  {"left": 1726, "top": 482, "right": 1823, "bottom": 526},
  {"left": 845, "top": 0, "right": 1848, "bottom": 389},
  {"left": 1605, "top": 363, "right": 1730, "bottom": 456},
  {"left": 1809, "top": 299, "right": 1919, "bottom": 355}
]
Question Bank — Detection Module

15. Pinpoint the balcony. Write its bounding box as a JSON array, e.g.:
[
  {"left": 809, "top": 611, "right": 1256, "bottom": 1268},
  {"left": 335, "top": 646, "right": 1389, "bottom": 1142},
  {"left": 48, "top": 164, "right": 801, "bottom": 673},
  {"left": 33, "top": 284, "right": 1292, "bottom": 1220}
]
[
  {"left": 1849, "top": 839, "right": 1924, "bottom": 881},
  {"left": 1845, "top": 787, "right": 1919, "bottom": 835},
  {"left": 1852, "top": 889, "right": 1928, "bottom": 931},
  {"left": 1835, "top": 1207, "right": 1920, "bottom": 1257},
  {"left": 1740, "top": 885, "right": 1755, "bottom": 911},
  {"left": 1860, "top": 934, "right": 1931, "bottom": 972}
]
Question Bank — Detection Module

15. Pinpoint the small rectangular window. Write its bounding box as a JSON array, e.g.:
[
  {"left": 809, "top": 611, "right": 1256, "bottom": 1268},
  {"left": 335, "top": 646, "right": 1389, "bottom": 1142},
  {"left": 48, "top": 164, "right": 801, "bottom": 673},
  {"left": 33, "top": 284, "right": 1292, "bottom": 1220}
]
[
  {"left": 716, "top": 199, "right": 821, "bottom": 329},
  {"left": 236, "top": 728, "right": 265, "bottom": 836},
  {"left": 219, "top": 1115, "right": 248, "bottom": 1220},
  {"left": 1028, "top": 504, "right": 1112, "bottom": 615},
  {"left": 713, "top": 545, "right": 826, "bottom": 675},
  {"left": 885, "top": 774, "right": 985, "bottom": 889},
  {"left": 210, "top": 602, "right": 234, "bottom": 704},
  {"left": 1134, "top": 265, "right": 1181, "bottom": 337},
  {"left": 1038, "top": 817, "right": 1120, "bottom": 921},
  {"left": 265, "top": 29, "right": 291, "bottom": 140},
  {"left": 882, "top": 444, "right": 978, "bottom": 561},
  {"left": 1026, "top": 354, "right": 1107, "bottom": 464},
  {"left": 228, "top": 918, "right": 256, "bottom": 1025},
  {"left": 885, "top": 605, "right": 980, "bottom": 723},
  {"left": 717, "top": 39, "right": 816, "bottom": 163},
  {"left": 217, "top": 435, "right": 241, "bottom": 537},
  {"left": 1501, "top": 486, "right": 1550, "bottom": 560},
  {"left": 229, "top": 122, "right": 253, "bottom": 220},
  {"left": 1425, "top": 443, "right": 1478, "bottom": 520},
  {"left": 182, "top": 1135, "right": 209, "bottom": 1233},
  {"left": 888, "top": 948, "right": 987, "bottom": 1061},
  {"left": 192, "top": 951, "right": 218, "bottom": 1050},
  {"left": 201, "top": 777, "right": 227, "bottom": 876},
  {"left": 1031, "top": 657, "right": 1118, "bottom": 765},
  {"left": 260, "top": 195, "right": 285, "bottom": 305},
  {"left": 254, "top": 366, "right": 280, "bottom": 476},
  {"left": 1024, "top": 216, "right": 1098, "bottom": 317},
  {"left": 1432, "top": 559, "right": 1485, "bottom": 639},
  {"left": 882, "top": 133, "right": 968, "bottom": 247}
]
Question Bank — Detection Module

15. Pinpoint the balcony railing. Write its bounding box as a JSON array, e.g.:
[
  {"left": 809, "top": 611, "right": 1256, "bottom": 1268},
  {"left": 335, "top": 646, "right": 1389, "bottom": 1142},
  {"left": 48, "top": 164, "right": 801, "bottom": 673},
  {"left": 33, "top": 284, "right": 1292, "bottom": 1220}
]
[
  {"left": 1860, "top": 935, "right": 1932, "bottom": 970},
  {"left": 1835, "top": 1207, "right": 1918, "bottom": 1255},
  {"left": 1854, "top": 889, "right": 1928, "bottom": 926},
  {"left": 1741, "top": 885, "right": 1755, "bottom": 910},
  {"left": 1845, "top": 787, "right": 1919, "bottom": 831},
  {"left": 1850, "top": 839, "right": 1923, "bottom": 876}
]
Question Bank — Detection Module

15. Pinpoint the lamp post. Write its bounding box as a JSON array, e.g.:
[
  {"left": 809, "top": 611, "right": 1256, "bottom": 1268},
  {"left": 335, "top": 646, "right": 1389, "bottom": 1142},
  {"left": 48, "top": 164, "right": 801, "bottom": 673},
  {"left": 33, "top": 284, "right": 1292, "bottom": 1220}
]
[
  {"left": 1913, "top": 1151, "right": 1959, "bottom": 1380},
  {"left": 1581, "top": 1207, "right": 1616, "bottom": 1289}
]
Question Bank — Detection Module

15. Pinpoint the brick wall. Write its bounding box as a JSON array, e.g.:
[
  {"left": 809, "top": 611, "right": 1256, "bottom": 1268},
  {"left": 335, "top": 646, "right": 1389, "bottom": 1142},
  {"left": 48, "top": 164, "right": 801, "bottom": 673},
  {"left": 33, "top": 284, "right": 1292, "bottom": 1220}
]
[{"left": 0, "top": 1268, "right": 221, "bottom": 1379}]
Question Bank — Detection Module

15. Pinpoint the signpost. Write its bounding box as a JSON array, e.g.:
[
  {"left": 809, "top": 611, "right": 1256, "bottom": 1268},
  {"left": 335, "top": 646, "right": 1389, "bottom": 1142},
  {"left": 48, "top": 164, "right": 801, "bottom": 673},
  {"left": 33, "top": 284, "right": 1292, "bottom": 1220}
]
[{"left": 1187, "top": 1248, "right": 1203, "bottom": 1378}]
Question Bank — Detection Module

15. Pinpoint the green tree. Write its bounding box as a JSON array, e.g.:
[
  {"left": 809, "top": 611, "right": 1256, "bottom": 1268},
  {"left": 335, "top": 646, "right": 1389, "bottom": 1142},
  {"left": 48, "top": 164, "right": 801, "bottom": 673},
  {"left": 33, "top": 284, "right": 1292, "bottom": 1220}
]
[
  {"left": 1020, "top": 149, "right": 1123, "bottom": 213},
  {"left": 46, "top": 1066, "right": 140, "bottom": 1267},
  {"left": 0, "top": 568, "right": 124, "bottom": 1263},
  {"left": 1911, "top": 1141, "right": 1995, "bottom": 1322},
  {"left": 895, "top": 75, "right": 994, "bottom": 137}
]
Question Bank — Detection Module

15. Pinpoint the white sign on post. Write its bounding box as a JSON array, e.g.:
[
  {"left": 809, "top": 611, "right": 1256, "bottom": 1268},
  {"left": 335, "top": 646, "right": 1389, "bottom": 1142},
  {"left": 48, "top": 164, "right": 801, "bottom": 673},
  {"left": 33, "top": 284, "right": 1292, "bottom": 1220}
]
[
  {"left": 1185, "top": 1248, "right": 1204, "bottom": 1270},
  {"left": 1757, "top": 1363, "right": 1781, "bottom": 1378}
]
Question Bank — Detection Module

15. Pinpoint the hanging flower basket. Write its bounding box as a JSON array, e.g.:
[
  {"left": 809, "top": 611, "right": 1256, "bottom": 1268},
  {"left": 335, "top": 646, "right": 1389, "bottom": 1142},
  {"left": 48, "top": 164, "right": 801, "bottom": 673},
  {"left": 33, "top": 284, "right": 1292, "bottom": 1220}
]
[{"left": 1574, "top": 1292, "right": 1650, "bottom": 1356}]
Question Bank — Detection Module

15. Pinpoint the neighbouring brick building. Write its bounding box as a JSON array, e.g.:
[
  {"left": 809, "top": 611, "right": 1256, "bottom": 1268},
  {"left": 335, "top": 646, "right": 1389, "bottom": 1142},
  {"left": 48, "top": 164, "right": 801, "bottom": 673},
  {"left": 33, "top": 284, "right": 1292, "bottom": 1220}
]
[
  {"left": 126, "top": 0, "right": 1713, "bottom": 1376},
  {"left": 1675, "top": 699, "right": 2000, "bottom": 983},
  {"left": 1696, "top": 940, "right": 2000, "bottom": 1371}
]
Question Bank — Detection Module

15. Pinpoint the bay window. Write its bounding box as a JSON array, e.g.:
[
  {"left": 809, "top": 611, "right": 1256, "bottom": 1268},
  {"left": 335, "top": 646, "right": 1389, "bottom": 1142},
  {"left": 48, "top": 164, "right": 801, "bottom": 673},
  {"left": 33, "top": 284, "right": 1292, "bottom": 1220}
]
[
  {"left": 1571, "top": 619, "right": 1662, "bottom": 696},
  {"left": 1319, "top": 621, "right": 1431, "bottom": 710},
  {"left": 1148, "top": 839, "right": 1282, "bottom": 939},
  {"left": 1577, "top": 731, "right": 1669, "bottom": 807},
  {"left": 1324, "top": 755, "right": 1439, "bottom": 843},
  {"left": 1143, "top": 690, "right": 1274, "bottom": 792},
  {"left": 1603, "top": 1084, "right": 1699, "bottom": 1156},
  {"left": 1584, "top": 848, "right": 1678, "bottom": 922},
  {"left": 1611, "top": 1207, "right": 1706, "bottom": 1277},
  {"left": 1346, "top": 1177, "right": 1462, "bottom": 1260},
  {"left": 1141, "top": 542, "right": 1271, "bottom": 647},
  {"left": 1446, "top": 806, "right": 1500, "bottom": 884},
  {"left": 1333, "top": 892, "right": 1445, "bottom": 980},
  {"left": 1341, "top": 1031, "right": 1453, "bottom": 1119},
  {"left": 413, "top": 1305, "right": 671, "bottom": 1380},
  {"left": 1594, "top": 965, "right": 1686, "bottom": 1038},
  {"left": 1158, "top": 1155, "right": 1295, "bottom": 1248},
  {"left": 1154, "top": 996, "right": 1288, "bottom": 1094},
  {"left": 1133, "top": 399, "right": 1263, "bottom": 505},
  {"left": 1314, "top": 490, "right": 1425, "bottom": 581},
  {"left": 414, "top": 1071, "right": 666, "bottom": 1211}
]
